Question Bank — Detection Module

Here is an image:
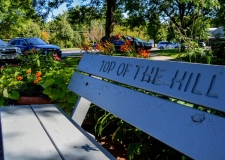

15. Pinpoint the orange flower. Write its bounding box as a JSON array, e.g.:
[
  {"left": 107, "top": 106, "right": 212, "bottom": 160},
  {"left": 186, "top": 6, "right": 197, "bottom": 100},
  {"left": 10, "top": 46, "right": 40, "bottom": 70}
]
[
  {"left": 138, "top": 49, "right": 150, "bottom": 58},
  {"left": 27, "top": 69, "right": 31, "bottom": 74},
  {"left": 37, "top": 77, "right": 41, "bottom": 81},
  {"left": 95, "top": 44, "right": 103, "bottom": 51},
  {"left": 33, "top": 79, "right": 39, "bottom": 84},
  {"left": 125, "top": 40, "right": 131, "bottom": 46},
  {"left": 84, "top": 45, "right": 90, "bottom": 50},
  {"left": 36, "top": 71, "right": 41, "bottom": 77},
  {"left": 114, "top": 33, "right": 121, "bottom": 39},
  {"left": 16, "top": 76, "right": 23, "bottom": 81},
  {"left": 31, "top": 48, "right": 36, "bottom": 53}
]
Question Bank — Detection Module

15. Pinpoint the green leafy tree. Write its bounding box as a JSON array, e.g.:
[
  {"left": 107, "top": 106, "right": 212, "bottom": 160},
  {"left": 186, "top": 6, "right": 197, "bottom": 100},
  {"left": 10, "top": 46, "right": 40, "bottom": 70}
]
[
  {"left": 146, "top": 13, "right": 167, "bottom": 47},
  {"left": 211, "top": 0, "right": 225, "bottom": 27},
  {"left": 0, "top": 0, "right": 38, "bottom": 38},
  {"left": 23, "top": 22, "right": 41, "bottom": 37},
  {"left": 124, "top": 0, "right": 220, "bottom": 42},
  {"left": 55, "top": 14, "right": 74, "bottom": 48}
]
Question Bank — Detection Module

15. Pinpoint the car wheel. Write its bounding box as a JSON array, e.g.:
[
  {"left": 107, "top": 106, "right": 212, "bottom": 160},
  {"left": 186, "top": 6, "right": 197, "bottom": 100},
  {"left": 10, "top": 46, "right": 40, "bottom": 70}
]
[{"left": 159, "top": 46, "right": 164, "bottom": 50}]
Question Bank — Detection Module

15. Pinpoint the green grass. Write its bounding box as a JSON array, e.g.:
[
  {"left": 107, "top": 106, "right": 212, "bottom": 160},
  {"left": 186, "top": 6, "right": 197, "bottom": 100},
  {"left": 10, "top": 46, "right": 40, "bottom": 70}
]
[
  {"left": 61, "top": 56, "right": 81, "bottom": 68},
  {"left": 151, "top": 49, "right": 187, "bottom": 59}
]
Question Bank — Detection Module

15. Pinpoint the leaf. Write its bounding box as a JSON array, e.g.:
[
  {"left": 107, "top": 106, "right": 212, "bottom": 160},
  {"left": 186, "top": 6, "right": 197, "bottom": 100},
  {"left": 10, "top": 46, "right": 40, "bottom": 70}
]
[
  {"left": 51, "top": 95, "right": 59, "bottom": 101},
  {"left": 45, "top": 72, "right": 54, "bottom": 76},
  {"left": 62, "top": 84, "right": 68, "bottom": 92},
  {"left": 59, "top": 92, "right": 65, "bottom": 99},
  {"left": 112, "top": 125, "right": 126, "bottom": 142},
  {"left": 14, "top": 71, "right": 20, "bottom": 77},
  {"left": 66, "top": 93, "right": 77, "bottom": 103},
  {"left": 54, "top": 77, "right": 64, "bottom": 85},
  {"left": 3, "top": 88, "right": 8, "bottom": 98},
  {"left": 127, "top": 142, "right": 141, "bottom": 160},
  {"left": 43, "top": 88, "right": 52, "bottom": 94},
  {"left": 8, "top": 91, "right": 20, "bottom": 100},
  {"left": 41, "top": 79, "right": 55, "bottom": 88},
  {"left": 37, "top": 60, "right": 40, "bottom": 67},
  {"left": 49, "top": 88, "right": 61, "bottom": 101},
  {"left": 0, "top": 96, "right": 4, "bottom": 106}
]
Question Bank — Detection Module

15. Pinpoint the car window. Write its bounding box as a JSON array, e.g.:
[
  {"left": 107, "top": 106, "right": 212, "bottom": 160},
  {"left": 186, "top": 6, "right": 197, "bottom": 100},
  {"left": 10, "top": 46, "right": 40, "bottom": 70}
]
[
  {"left": 20, "top": 40, "right": 27, "bottom": 46},
  {"left": 0, "top": 39, "right": 7, "bottom": 46},
  {"left": 15, "top": 40, "right": 21, "bottom": 45},
  {"left": 25, "top": 38, "right": 48, "bottom": 45},
  {"left": 135, "top": 38, "right": 142, "bottom": 42},
  {"left": 9, "top": 40, "right": 16, "bottom": 45}
]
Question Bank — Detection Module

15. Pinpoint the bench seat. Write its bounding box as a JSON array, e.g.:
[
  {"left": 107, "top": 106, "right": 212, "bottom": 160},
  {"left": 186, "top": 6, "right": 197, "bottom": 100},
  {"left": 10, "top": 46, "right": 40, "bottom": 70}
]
[
  {"left": 1, "top": 104, "right": 115, "bottom": 160},
  {"left": 1, "top": 53, "right": 225, "bottom": 160}
]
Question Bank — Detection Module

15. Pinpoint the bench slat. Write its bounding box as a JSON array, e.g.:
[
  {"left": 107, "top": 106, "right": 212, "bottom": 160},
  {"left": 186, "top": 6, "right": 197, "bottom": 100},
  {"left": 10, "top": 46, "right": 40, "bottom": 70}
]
[
  {"left": 31, "top": 104, "right": 115, "bottom": 160},
  {"left": 1, "top": 105, "right": 61, "bottom": 160},
  {"left": 68, "top": 72, "right": 225, "bottom": 160},
  {"left": 77, "top": 54, "right": 225, "bottom": 112}
]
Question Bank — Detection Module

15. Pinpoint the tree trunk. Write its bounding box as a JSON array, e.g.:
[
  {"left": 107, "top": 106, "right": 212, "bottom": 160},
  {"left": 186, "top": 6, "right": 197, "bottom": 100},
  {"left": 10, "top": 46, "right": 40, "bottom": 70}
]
[{"left": 105, "top": 0, "right": 116, "bottom": 41}]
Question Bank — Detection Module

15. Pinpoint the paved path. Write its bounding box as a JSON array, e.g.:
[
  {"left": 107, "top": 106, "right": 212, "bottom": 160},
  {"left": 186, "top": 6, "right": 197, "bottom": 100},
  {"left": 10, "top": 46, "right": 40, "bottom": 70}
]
[{"left": 150, "top": 53, "right": 176, "bottom": 61}]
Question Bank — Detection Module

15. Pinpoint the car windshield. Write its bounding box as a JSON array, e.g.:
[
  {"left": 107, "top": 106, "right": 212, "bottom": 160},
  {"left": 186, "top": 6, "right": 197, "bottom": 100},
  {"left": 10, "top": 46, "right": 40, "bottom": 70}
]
[
  {"left": 0, "top": 39, "right": 7, "bottom": 46},
  {"left": 126, "top": 36, "right": 133, "bottom": 40},
  {"left": 135, "top": 38, "right": 142, "bottom": 42},
  {"left": 25, "top": 38, "right": 48, "bottom": 45}
]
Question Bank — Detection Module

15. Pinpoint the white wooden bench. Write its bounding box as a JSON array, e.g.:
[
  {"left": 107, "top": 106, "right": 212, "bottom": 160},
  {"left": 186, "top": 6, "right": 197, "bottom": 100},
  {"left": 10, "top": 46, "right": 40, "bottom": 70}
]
[{"left": 1, "top": 53, "right": 225, "bottom": 160}]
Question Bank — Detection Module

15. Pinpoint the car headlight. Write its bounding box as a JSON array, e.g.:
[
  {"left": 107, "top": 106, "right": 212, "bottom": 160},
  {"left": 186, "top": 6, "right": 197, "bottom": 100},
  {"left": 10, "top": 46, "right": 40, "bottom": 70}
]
[
  {"left": 15, "top": 47, "right": 22, "bottom": 54},
  {"left": 36, "top": 48, "right": 42, "bottom": 51}
]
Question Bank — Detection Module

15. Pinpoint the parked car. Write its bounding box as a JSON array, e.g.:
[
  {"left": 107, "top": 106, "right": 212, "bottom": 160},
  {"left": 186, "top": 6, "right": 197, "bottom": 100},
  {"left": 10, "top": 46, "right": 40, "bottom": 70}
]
[
  {"left": 157, "top": 41, "right": 180, "bottom": 50},
  {"left": 112, "top": 35, "right": 150, "bottom": 53},
  {"left": 112, "top": 36, "right": 125, "bottom": 53},
  {"left": 125, "top": 36, "right": 146, "bottom": 50},
  {"left": 143, "top": 41, "right": 152, "bottom": 50},
  {"left": 0, "top": 39, "right": 22, "bottom": 60},
  {"left": 8, "top": 37, "right": 62, "bottom": 57}
]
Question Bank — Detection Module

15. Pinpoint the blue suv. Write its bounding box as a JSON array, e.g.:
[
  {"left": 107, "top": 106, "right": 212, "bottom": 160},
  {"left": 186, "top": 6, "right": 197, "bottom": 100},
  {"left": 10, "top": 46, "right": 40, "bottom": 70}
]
[{"left": 8, "top": 38, "right": 62, "bottom": 57}]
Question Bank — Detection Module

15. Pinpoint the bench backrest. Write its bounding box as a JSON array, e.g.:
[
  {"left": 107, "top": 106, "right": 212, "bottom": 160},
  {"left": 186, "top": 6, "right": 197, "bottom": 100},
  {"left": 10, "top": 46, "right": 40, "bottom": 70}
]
[{"left": 68, "top": 54, "right": 225, "bottom": 160}]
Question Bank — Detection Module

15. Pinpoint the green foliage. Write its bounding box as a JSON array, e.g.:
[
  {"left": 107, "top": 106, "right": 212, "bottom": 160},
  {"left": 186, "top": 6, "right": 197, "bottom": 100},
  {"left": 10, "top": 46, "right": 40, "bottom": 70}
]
[
  {"left": 0, "top": 48, "right": 79, "bottom": 115},
  {"left": 212, "top": 0, "right": 225, "bottom": 27},
  {"left": 113, "top": 25, "right": 150, "bottom": 41},
  {"left": 67, "top": 5, "right": 103, "bottom": 26},
  {"left": 0, "top": 0, "right": 39, "bottom": 38},
  {"left": 47, "top": 14, "right": 75, "bottom": 48},
  {"left": 39, "top": 66, "right": 79, "bottom": 115},
  {"left": 185, "top": 47, "right": 213, "bottom": 64},
  {"left": 23, "top": 22, "right": 41, "bottom": 37}
]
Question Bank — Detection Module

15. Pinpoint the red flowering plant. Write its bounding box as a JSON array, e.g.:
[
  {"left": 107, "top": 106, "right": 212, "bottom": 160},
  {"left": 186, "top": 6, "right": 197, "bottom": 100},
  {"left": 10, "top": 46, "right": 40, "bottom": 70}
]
[
  {"left": 137, "top": 48, "right": 151, "bottom": 58},
  {"left": 78, "top": 33, "right": 150, "bottom": 58},
  {"left": 119, "top": 36, "right": 151, "bottom": 58},
  {"left": 94, "top": 41, "right": 116, "bottom": 55},
  {"left": 78, "top": 33, "right": 92, "bottom": 53},
  {"left": 78, "top": 33, "right": 116, "bottom": 55}
]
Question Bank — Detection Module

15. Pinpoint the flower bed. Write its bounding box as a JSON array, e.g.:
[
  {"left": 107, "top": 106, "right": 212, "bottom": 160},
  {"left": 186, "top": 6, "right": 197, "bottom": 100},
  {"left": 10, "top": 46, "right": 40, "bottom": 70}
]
[{"left": 0, "top": 49, "right": 79, "bottom": 115}]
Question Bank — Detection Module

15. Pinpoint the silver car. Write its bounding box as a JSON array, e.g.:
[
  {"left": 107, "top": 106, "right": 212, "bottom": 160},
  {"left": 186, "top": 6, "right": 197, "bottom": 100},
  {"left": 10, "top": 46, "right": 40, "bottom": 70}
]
[
  {"left": 0, "top": 39, "right": 22, "bottom": 60},
  {"left": 157, "top": 41, "right": 180, "bottom": 50}
]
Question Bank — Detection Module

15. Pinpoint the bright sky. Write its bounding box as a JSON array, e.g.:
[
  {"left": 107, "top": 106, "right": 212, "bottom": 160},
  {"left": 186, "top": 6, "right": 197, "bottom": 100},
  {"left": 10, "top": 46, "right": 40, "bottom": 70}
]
[{"left": 47, "top": 1, "right": 80, "bottom": 21}]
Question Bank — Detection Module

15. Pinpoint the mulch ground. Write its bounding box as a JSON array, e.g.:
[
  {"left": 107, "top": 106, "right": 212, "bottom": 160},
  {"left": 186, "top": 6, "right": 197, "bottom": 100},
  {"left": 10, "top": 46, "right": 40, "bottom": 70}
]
[{"left": 82, "top": 123, "right": 128, "bottom": 160}]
